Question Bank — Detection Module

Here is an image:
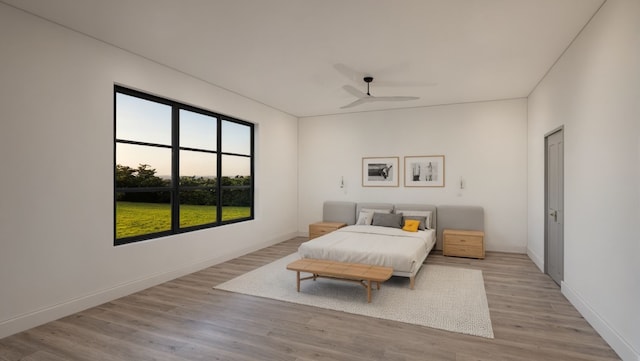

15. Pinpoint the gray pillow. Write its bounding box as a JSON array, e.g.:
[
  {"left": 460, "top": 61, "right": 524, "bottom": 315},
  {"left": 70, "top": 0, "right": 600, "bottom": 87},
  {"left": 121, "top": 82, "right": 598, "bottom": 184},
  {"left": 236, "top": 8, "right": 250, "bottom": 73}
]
[
  {"left": 372, "top": 212, "right": 403, "bottom": 228},
  {"left": 403, "top": 216, "right": 427, "bottom": 231}
]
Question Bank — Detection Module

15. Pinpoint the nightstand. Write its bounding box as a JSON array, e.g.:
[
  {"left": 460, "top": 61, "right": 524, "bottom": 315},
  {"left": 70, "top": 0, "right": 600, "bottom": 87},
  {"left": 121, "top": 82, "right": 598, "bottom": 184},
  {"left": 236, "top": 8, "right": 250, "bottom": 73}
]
[
  {"left": 443, "top": 229, "right": 485, "bottom": 259},
  {"left": 309, "top": 221, "right": 347, "bottom": 239}
]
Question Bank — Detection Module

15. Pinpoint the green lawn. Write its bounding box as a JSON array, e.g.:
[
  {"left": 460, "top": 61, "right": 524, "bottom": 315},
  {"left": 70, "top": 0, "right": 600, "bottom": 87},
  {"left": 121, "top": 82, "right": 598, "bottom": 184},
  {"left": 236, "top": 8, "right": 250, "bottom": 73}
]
[{"left": 116, "top": 202, "right": 251, "bottom": 239}]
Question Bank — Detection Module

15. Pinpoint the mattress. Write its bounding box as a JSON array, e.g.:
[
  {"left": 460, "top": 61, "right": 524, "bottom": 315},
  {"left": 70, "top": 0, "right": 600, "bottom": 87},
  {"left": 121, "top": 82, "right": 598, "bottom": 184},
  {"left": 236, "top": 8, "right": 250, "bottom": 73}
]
[{"left": 298, "top": 225, "right": 436, "bottom": 274}]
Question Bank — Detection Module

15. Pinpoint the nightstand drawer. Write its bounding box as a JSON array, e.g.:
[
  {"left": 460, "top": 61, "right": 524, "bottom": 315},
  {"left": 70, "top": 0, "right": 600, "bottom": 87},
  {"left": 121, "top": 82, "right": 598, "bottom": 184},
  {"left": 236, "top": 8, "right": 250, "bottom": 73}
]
[
  {"left": 443, "top": 244, "right": 484, "bottom": 259},
  {"left": 442, "top": 229, "right": 485, "bottom": 259},
  {"left": 444, "top": 234, "right": 483, "bottom": 247},
  {"left": 309, "top": 222, "right": 346, "bottom": 239}
]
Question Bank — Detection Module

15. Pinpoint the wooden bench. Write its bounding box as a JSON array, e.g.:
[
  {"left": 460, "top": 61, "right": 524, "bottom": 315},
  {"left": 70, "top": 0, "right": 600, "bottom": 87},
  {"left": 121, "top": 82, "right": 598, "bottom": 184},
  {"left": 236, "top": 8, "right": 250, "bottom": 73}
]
[{"left": 286, "top": 258, "right": 393, "bottom": 303}]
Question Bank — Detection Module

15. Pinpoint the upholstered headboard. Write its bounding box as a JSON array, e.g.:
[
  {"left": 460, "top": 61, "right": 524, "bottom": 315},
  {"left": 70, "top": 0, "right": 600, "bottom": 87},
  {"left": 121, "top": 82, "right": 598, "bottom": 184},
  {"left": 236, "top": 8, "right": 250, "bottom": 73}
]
[
  {"left": 322, "top": 201, "right": 437, "bottom": 229},
  {"left": 355, "top": 203, "right": 394, "bottom": 216},
  {"left": 435, "top": 205, "right": 484, "bottom": 250},
  {"left": 322, "top": 201, "right": 357, "bottom": 225},
  {"left": 321, "top": 201, "right": 484, "bottom": 250}
]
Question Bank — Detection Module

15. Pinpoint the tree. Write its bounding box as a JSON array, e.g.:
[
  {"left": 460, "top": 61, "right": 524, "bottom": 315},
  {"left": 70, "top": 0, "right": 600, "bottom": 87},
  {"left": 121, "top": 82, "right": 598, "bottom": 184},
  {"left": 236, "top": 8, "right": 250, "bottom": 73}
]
[
  {"left": 116, "top": 164, "right": 169, "bottom": 203},
  {"left": 116, "top": 165, "right": 251, "bottom": 206},
  {"left": 221, "top": 175, "right": 251, "bottom": 206},
  {"left": 115, "top": 164, "right": 137, "bottom": 188},
  {"left": 179, "top": 176, "right": 217, "bottom": 205}
]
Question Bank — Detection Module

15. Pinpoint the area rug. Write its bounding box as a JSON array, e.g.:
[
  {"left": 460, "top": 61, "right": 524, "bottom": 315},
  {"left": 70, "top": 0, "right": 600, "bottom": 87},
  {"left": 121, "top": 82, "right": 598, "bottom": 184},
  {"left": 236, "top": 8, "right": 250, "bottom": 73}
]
[{"left": 214, "top": 253, "right": 494, "bottom": 338}]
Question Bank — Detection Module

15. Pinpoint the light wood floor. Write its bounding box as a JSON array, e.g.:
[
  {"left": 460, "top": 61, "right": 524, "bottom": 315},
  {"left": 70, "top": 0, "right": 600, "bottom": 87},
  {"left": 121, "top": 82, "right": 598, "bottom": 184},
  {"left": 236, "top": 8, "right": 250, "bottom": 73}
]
[{"left": 0, "top": 237, "right": 620, "bottom": 361}]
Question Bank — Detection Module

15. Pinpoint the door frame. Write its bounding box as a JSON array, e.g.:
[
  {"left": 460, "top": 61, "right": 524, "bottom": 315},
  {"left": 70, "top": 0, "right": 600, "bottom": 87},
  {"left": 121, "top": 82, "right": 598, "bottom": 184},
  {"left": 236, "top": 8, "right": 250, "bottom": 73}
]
[{"left": 544, "top": 126, "right": 564, "bottom": 282}]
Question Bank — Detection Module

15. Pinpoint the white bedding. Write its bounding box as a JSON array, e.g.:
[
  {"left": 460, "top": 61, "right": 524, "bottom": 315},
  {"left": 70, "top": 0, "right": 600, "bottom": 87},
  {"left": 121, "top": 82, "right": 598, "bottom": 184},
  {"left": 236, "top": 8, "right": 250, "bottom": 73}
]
[{"left": 298, "top": 225, "right": 436, "bottom": 274}]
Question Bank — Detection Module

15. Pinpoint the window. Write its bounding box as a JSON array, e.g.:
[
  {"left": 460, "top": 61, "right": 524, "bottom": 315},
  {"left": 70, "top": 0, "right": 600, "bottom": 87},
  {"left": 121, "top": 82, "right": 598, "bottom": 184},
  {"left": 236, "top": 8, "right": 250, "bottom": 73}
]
[{"left": 114, "top": 86, "right": 254, "bottom": 245}]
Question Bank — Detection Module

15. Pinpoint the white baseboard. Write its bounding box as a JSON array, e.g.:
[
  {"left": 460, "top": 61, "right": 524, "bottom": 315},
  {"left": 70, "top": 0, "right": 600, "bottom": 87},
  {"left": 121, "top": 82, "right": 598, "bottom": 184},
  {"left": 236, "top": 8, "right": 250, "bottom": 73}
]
[
  {"left": 0, "top": 231, "right": 296, "bottom": 339},
  {"left": 526, "top": 247, "right": 544, "bottom": 272},
  {"left": 562, "top": 281, "right": 639, "bottom": 361}
]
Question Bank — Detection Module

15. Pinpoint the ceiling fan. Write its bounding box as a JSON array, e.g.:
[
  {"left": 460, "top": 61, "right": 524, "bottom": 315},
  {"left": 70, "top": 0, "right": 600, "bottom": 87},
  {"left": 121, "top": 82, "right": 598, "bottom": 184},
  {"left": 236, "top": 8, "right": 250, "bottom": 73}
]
[{"left": 341, "top": 76, "right": 420, "bottom": 109}]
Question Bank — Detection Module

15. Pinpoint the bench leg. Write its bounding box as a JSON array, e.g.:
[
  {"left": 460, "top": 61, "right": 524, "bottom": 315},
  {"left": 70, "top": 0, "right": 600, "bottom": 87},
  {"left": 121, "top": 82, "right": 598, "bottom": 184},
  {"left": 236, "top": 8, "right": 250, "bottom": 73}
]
[
  {"left": 296, "top": 271, "right": 300, "bottom": 292},
  {"left": 367, "top": 280, "right": 372, "bottom": 303}
]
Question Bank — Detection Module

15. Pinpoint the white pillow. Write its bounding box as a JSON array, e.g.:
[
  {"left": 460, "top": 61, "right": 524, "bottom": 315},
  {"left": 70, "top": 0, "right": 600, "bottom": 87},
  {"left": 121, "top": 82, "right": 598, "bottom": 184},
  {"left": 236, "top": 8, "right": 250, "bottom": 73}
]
[
  {"left": 356, "top": 211, "right": 374, "bottom": 225},
  {"left": 396, "top": 210, "right": 432, "bottom": 229},
  {"left": 356, "top": 208, "right": 392, "bottom": 225}
]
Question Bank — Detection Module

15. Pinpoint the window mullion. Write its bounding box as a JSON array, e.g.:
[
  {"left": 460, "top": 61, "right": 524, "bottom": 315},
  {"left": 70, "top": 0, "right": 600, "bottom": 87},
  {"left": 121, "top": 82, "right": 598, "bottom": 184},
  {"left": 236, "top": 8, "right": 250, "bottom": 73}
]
[
  {"left": 216, "top": 117, "right": 223, "bottom": 224},
  {"left": 250, "top": 125, "right": 255, "bottom": 219},
  {"left": 172, "top": 106, "right": 180, "bottom": 231}
]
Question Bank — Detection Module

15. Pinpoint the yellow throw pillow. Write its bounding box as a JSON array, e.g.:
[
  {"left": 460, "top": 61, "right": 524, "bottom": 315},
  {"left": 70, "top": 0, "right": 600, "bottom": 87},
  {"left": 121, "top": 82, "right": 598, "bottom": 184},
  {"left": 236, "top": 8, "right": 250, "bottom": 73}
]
[{"left": 402, "top": 219, "right": 420, "bottom": 232}]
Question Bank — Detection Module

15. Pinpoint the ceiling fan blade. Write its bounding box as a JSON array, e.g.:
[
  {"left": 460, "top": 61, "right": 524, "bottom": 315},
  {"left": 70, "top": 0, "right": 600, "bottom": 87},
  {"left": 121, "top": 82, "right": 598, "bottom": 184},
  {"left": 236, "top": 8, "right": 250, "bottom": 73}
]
[
  {"left": 339, "top": 70, "right": 420, "bottom": 109},
  {"left": 342, "top": 85, "right": 367, "bottom": 99},
  {"left": 340, "top": 98, "right": 371, "bottom": 109},
  {"left": 374, "top": 80, "right": 438, "bottom": 87},
  {"left": 374, "top": 96, "right": 420, "bottom": 101}
]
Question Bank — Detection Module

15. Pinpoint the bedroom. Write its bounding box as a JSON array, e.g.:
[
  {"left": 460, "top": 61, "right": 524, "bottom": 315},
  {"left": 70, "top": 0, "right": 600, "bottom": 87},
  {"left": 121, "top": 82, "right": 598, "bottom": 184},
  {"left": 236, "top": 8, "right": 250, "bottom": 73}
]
[{"left": 0, "top": 0, "right": 638, "bottom": 360}]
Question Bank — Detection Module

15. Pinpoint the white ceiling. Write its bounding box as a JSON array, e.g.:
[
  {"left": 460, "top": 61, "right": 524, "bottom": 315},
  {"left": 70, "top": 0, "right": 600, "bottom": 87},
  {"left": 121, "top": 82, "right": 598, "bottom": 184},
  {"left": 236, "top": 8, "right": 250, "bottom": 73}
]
[{"left": 3, "top": 0, "right": 605, "bottom": 117}]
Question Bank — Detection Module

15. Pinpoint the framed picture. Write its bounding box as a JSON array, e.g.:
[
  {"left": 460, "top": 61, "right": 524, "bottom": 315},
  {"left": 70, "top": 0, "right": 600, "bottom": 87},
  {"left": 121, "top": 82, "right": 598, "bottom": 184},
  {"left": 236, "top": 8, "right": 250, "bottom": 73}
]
[
  {"left": 362, "top": 157, "right": 399, "bottom": 187},
  {"left": 404, "top": 155, "right": 445, "bottom": 187}
]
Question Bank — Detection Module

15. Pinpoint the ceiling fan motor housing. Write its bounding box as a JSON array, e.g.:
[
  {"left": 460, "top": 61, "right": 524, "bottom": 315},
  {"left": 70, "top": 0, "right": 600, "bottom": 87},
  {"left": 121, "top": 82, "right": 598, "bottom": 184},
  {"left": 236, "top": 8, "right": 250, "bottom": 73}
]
[
  {"left": 363, "top": 76, "right": 373, "bottom": 95},
  {"left": 339, "top": 73, "right": 418, "bottom": 109}
]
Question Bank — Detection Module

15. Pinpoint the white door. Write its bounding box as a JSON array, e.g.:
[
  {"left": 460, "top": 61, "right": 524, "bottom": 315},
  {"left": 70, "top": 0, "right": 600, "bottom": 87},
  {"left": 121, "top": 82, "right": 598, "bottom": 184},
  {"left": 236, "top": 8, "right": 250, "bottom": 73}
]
[{"left": 545, "top": 129, "right": 564, "bottom": 285}]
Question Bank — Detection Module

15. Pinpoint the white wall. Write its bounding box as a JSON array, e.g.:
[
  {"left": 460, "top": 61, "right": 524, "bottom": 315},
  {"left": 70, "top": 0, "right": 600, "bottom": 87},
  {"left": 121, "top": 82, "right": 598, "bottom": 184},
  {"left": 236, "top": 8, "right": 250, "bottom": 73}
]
[
  {"left": 298, "top": 99, "right": 528, "bottom": 253},
  {"left": 527, "top": 0, "right": 640, "bottom": 359},
  {"left": 0, "top": 4, "right": 298, "bottom": 338}
]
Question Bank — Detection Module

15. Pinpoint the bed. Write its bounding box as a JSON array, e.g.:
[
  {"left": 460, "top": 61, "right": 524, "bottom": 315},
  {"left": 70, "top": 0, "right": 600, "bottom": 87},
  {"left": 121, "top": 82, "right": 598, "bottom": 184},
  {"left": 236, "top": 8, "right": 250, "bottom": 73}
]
[{"left": 298, "top": 202, "right": 437, "bottom": 289}]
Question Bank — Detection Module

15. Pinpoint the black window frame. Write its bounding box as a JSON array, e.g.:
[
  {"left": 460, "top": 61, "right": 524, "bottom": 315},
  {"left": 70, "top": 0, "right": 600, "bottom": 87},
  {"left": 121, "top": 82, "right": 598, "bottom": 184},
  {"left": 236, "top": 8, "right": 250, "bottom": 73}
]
[{"left": 114, "top": 85, "right": 254, "bottom": 246}]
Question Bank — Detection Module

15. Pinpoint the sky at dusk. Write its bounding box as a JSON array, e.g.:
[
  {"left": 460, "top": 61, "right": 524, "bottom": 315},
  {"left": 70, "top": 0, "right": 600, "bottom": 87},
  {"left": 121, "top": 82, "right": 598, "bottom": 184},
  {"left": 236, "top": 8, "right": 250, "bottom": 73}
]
[{"left": 116, "top": 93, "right": 251, "bottom": 178}]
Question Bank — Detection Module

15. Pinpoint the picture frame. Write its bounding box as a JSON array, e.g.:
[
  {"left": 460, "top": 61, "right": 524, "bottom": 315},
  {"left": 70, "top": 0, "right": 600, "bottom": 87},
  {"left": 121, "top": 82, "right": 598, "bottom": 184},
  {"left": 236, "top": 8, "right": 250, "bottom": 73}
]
[
  {"left": 404, "top": 155, "right": 445, "bottom": 187},
  {"left": 362, "top": 157, "right": 399, "bottom": 187}
]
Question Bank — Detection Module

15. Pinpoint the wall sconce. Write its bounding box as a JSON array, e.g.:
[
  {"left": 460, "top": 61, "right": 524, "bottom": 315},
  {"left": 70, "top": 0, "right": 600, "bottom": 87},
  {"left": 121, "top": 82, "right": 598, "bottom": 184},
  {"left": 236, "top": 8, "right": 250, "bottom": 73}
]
[{"left": 340, "top": 176, "right": 345, "bottom": 188}]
